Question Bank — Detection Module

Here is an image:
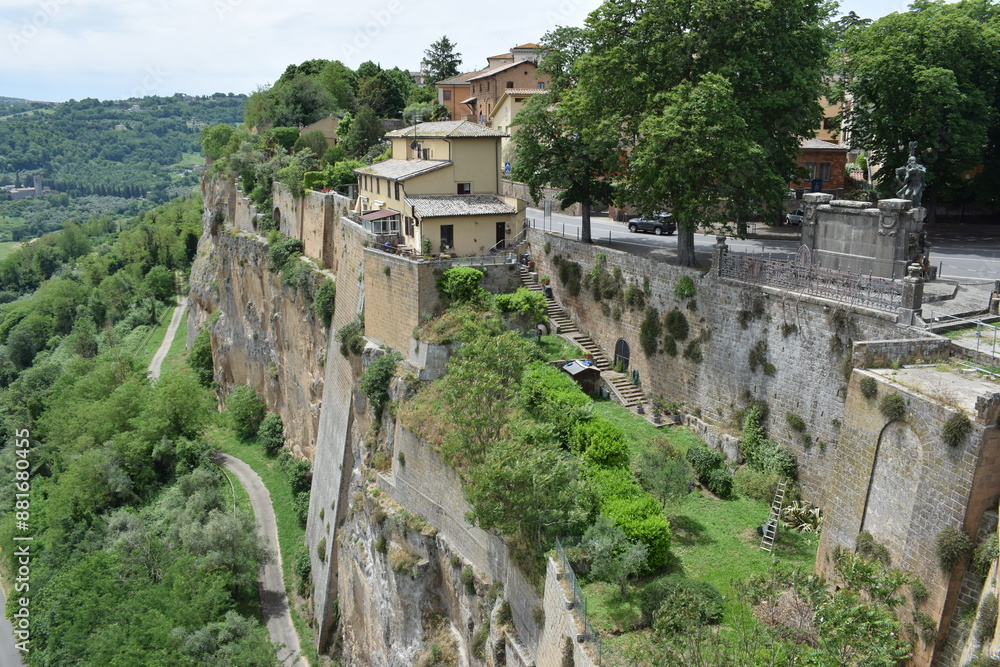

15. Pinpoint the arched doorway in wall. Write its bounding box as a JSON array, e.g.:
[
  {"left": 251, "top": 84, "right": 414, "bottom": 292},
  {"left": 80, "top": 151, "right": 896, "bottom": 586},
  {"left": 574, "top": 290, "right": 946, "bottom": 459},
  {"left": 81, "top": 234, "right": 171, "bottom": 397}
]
[
  {"left": 614, "top": 338, "right": 630, "bottom": 371},
  {"left": 273, "top": 207, "right": 281, "bottom": 230}
]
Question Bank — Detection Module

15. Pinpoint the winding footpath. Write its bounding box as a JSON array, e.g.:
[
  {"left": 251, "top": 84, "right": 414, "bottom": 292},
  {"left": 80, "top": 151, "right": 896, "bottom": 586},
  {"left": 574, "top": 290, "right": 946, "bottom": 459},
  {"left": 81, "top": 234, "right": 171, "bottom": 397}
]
[{"left": 149, "top": 299, "right": 306, "bottom": 666}]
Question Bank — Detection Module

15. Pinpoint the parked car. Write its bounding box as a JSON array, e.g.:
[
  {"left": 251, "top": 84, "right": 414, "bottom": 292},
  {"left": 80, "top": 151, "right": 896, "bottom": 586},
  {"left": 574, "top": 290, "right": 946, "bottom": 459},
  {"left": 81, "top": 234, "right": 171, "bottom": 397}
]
[
  {"left": 627, "top": 214, "right": 676, "bottom": 236},
  {"left": 786, "top": 208, "right": 804, "bottom": 226}
]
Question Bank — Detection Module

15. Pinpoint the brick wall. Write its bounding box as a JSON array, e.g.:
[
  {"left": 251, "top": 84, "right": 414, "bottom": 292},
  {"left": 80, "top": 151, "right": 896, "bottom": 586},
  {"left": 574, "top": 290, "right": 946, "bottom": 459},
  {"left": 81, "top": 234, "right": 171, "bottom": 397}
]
[{"left": 363, "top": 250, "right": 442, "bottom": 355}]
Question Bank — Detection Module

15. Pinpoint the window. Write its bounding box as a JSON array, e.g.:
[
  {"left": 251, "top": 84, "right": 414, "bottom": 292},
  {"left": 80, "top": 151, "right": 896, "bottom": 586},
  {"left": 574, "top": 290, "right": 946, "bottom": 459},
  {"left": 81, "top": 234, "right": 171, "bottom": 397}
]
[
  {"left": 440, "top": 224, "right": 454, "bottom": 250},
  {"left": 457, "top": 182, "right": 471, "bottom": 195},
  {"left": 376, "top": 178, "right": 380, "bottom": 195},
  {"left": 486, "top": 81, "right": 490, "bottom": 91},
  {"left": 537, "top": 82, "right": 545, "bottom": 89},
  {"left": 394, "top": 182, "right": 400, "bottom": 200},
  {"left": 443, "top": 89, "right": 452, "bottom": 101},
  {"left": 822, "top": 117, "right": 835, "bottom": 130},
  {"left": 506, "top": 81, "right": 514, "bottom": 88},
  {"left": 405, "top": 216, "right": 413, "bottom": 237},
  {"left": 818, "top": 162, "right": 832, "bottom": 181}
]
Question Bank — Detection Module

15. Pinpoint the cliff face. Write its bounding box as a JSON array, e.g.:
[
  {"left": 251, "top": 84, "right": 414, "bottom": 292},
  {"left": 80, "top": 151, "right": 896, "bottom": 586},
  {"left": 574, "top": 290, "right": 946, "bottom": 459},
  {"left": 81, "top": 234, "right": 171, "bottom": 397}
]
[{"left": 188, "top": 177, "right": 329, "bottom": 459}]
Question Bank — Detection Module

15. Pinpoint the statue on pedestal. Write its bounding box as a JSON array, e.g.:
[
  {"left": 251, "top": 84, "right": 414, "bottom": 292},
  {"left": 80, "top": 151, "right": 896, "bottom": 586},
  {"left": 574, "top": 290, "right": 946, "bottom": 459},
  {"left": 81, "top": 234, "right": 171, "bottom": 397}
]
[{"left": 895, "top": 141, "right": 926, "bottom": 208}]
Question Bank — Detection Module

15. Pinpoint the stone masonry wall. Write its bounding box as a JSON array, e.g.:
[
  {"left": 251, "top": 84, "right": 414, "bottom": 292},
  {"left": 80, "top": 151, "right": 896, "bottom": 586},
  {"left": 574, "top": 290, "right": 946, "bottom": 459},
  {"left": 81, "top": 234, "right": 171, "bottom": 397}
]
[
  {"left": 818, "top": 370, "right": 998, "bottom": 667},
  {"left": 528, "top": 229, "right": 928, "bottom": 504}
]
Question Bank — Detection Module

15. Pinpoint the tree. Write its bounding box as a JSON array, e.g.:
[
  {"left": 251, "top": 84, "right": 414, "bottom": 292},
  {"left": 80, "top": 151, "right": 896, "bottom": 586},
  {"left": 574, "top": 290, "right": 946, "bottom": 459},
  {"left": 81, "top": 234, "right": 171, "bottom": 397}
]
[
  {"left": 342, "top": 105, "right": 384, "bottom": 157},
  {"left": 143, "top": 265, "right": 174, "bottom": 301},
  {"left": 257, "top": 412, "right": 284, "bottom": 457},
  {"left": 226, "top": 385, "right": 266, "bottom": 441},
  {"left": 559, "top": 0, "right": 832, "bottom": 254},
  {"left": 839, "top": 3, "right": 1000, "bottom": 211},
  {"left": 511, "top": 89, "right": 617, "bottom": 244},
  {"left": 188, "top": 327, "right": 215, "bottom": 387},
  {"left": 628, "top": 74, "right": 781, "bottom": 266},
  {"left": 583, "top": 516, "right": 648, "bottom": 598},
  {"left": 464, "top": 436, "right": 591, "bottom": 546},
  {"left": 423, "top": 36, "right": 462, "bottom": 85}
]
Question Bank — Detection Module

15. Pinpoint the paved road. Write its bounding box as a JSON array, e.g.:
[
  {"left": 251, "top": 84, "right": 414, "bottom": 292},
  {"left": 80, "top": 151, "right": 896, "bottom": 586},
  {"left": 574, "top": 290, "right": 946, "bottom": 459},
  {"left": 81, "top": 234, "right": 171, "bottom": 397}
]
[
  {"left": 147, "top": 297, "right": 187, "bottom": 380},
  {"left": 527, "top": 208, "right": 1000, "bottom": 280},
  {"left": 146, "top": 298, "right": 305, "bottom": 666},
  {"left": 215, "top": 453, "right": 306, "bottom": 667},
  {"left": 0, "top": 586, "right": 25, "bottom": 667}
]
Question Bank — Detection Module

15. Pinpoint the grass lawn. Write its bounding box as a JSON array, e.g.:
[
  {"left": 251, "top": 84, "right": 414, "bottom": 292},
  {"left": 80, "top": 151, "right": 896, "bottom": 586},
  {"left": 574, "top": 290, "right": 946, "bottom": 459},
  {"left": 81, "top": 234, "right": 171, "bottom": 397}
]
[
  {"left": 160, "top": 309, "right": 190, "bottom": 376},
  {"left": 582, "top": 399, "right": 820, "bottom": 664},
  {"left": 537, "top": 334, "right": 584, "bottom": 361},
  {"left": 175, "top": 152, "right": 204, "bottom": 168},
  {"left": 0, "top": 241, "right": 21, "bottom": 260},
  {"left": 205, "top": 427, "right": 319, "bottom": 666}
]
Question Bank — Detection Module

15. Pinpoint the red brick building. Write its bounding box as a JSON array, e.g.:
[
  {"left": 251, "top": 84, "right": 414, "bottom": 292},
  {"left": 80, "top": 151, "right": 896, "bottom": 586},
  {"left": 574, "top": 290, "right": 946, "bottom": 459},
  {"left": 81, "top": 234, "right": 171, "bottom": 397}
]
[{"left": 792, "top": 138, "right": 849, "bottom": 192}]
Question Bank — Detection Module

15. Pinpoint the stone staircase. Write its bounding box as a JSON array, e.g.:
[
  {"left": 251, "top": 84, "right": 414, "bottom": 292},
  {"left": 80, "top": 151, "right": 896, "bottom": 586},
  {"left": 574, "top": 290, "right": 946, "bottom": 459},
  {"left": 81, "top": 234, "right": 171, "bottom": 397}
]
[{"left": 518, "top": 267, "right": 645, "bottom": 408}]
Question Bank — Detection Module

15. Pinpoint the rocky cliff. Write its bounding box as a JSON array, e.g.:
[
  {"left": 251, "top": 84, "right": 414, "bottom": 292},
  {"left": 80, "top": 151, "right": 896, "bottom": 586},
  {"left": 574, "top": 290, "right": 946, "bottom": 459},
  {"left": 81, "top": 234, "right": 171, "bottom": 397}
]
[{"left": 188, "top": 176, "right": 330, "bottom": 459}]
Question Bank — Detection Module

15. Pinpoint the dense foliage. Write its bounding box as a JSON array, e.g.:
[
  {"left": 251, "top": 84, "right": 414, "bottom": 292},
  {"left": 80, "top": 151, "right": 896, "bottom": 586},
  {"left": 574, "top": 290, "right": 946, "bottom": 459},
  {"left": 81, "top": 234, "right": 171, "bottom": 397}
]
[
  {"left": 0, "top": 196, "right": 277, "bottom": 664},
  {"left": 0, "top": 95, "right": 244, "bottom": 199}
]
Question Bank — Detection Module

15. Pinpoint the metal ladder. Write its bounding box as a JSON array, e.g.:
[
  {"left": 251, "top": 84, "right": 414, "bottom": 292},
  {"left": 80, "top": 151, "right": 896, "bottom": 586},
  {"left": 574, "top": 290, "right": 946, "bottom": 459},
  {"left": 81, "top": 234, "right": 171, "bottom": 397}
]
[{"left": 759, "top": 479, "right": 787, "bottom": 552}]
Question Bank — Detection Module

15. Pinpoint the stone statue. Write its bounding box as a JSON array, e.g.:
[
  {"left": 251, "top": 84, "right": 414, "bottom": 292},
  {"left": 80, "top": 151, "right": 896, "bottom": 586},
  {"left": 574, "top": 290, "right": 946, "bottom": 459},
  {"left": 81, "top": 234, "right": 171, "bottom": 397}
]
[{"left": 895, "top": 142, "right": 926, "bottom": 208}]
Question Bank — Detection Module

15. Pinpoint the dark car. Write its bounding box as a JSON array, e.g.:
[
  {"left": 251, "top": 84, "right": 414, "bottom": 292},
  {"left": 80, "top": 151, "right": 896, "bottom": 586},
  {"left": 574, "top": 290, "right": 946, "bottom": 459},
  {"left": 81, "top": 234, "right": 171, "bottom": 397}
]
[{"left": 627, "top": 214, "right": 676, "bottom": 236}]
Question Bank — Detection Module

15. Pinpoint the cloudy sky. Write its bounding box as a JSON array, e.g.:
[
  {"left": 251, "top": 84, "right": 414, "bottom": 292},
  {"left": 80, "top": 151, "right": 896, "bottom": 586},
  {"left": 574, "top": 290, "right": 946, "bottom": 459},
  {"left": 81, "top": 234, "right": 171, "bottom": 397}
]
[{"left": 3, "top": 0, "right": 914, "bottom": 103}]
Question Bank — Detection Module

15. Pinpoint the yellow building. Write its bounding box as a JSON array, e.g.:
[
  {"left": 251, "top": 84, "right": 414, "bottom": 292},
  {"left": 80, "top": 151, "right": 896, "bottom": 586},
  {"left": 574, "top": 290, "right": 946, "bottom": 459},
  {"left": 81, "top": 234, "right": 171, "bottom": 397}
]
[{"left": 353, "top": 120, "right": 526, "bottom": 256}]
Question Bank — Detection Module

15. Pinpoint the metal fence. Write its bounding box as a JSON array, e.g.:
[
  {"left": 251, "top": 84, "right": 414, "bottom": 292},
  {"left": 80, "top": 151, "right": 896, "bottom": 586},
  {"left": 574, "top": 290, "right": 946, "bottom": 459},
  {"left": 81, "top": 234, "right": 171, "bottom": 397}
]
[
  {"left": 555, "top": 538, "right": 602, "bottom": 665},
  {"left": 933, "top": 314, "right": 1000, "bottom": 377},
  {"left": 719, "top": 251, "right": 903, "bottom": 313}
]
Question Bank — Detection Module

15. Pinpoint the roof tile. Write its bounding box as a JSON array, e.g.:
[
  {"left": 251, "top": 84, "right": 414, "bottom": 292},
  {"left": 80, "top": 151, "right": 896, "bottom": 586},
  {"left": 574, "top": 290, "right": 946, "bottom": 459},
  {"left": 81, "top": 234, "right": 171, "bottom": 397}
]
[{"left": 405, "top": 195, "right": 516, "bottom": 218}]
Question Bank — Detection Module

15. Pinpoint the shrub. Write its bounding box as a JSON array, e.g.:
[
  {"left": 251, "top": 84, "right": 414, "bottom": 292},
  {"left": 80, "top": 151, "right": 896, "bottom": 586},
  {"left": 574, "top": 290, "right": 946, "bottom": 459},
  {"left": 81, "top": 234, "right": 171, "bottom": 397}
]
[
  {"left": 589, "top": 467, "right": 645, "bottom": 503},
  {"left": 977, "top": 593, "right": 999, "bottom": 646},
  {"left": 360, "top": 352, "right": 400, "bottom": 416},
  {"left": 495, "top": 287, "right": 548, "bottom": 323},
  {"left": 588, "top": 264, "right": 619, "bottom": 301},
  {"left": 856, "top": 531, "right": 892, "bottom": 567},
  {"left": 936, "top": 526, "right": 973, "bottom": 571},
  {"left": 317, "top": 537, "right": 327, "bottom": 562},
  {"left": 556, "top": 258, "right": 582, "bottom": 296},
  {"left": 282, "top": 259, "right": 314, "bottom": 295},
  {"left": 227, "top": 385, "right": 266, "bottom": 440},
  {"left": 312, "top": 278, "right": 336, "bottom": 328},
  {"left": 294, "top": 545, "right": 311, "bottom": 596},
  {"left": 740, "top": 406, "right": 796, "bottom": 479},
  {"left": 284, "top": 455, "right": 312, "bottom": 495},
  {"left": 913, "top": 609, "right": 937, "bottom": 645},
  {"left": 879, "top": 393, "right": 906, "bottom": 422},
  {"left": 663, "top": 336, "right": 678, "bottom": 357},
  {"left": 705, "top": 468, "right": 733, "bottom": 498},
  {"left": 518, "top": 362, "right": 594, "bottom": 442},
  {"left": 571, "top": 419, "right": 629, "bottom": 469},
  {"left": 640, "top": 574, "right": 723, "bottom": 628},
  {"left": 293, "top": 490, "right": 309, "bottom": 527},
  {"left": 258, "top": 412, "right": 285, "bottom": 456},
  {"left": 683, "top": 337, "right": 704, "bottom": 363},
  {"left": 336, "top": 318, "right": 365, "bottom": 356},
  {"left": 786, "top": 412, "right": 806, "bottom": 433},
  {"left": 973, "top": 534, "right": 999, "bottom": 576},
  {"left": 664, "top": 309, "right": 689, "bottom": 341},
  {"left": 461, "top": 565, "right": 476, "bottom": 595},
  {"left": 268, "top": 234, "right": 303, "bottom": 271},
  {"left": 910, "top": 578, "right": 929, "bottom": 605},
  {"left": 602, "top": 496, "right": 671, "bottom": 569},
  {"left": 674, "top": 275, "right": 696, "bottom": 299},
  {"left": 748, "top": 340, "right": 768, "bottom": 372},
  {"left": 188, "top": 327, "right": 214, "bottom": 387},
  {"left": 437, "top": 266, "right": 485, "bottom": 303},
  {"left": 733, "top": 468, "right": 784, "bottom": 502},
  {"left": 639, "top": 306, "right": 661, "bottom": 356},
  {"left": 624, "top": 283, "right": 645, "bottom": 309},
  {"left": 942, "top": 412, "right": 973, "bottom": 448},
  {"left": 859, "top": 375, "right": 878, "bottom": 400},
  {"left": 687, "top": 445, "right": 724, "bottom": 481}
]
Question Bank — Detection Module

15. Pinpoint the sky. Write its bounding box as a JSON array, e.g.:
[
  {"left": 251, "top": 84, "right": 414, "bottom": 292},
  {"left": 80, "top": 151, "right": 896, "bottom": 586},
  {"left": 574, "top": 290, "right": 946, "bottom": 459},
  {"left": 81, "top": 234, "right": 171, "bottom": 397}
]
[{"left": 3, "top": 0, "right": 915, "bottom": 103}]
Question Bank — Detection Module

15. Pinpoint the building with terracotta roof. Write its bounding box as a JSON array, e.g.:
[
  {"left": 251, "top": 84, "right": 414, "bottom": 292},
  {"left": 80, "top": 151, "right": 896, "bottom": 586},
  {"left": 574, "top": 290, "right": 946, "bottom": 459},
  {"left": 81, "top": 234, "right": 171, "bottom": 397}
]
[
  {"left": 791, "top": 138, "right": 849, "bottom": 192},
  {"left": 464, "top": 59, "right": 550, "bottom": 123},
  {"left": 435, "top": 71, "right": 478, "bottom": 121},
  {"left": 353, "top": 121, "right": 525, "bottom": 256}
]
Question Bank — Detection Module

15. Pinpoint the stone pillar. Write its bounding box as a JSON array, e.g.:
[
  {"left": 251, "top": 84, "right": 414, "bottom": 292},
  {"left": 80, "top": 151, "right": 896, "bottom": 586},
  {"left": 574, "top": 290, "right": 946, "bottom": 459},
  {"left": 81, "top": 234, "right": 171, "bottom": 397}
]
[
  {"left": 897, "top": 263, "right": 924, "bottom": 326},
  {"left": 800, "top": 192, "right": 832, "bottom": 251},
  {"left": 712, "top": 235, "right": 728, "bottom": 276}
]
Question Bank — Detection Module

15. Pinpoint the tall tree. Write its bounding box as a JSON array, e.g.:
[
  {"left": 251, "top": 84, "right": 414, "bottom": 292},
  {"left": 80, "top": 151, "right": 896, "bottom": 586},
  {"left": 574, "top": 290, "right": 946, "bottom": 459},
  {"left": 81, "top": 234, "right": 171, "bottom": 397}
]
[
  {"left": 342, "top": 105, "right": 384, "bottom": 157},
  {"left": 839, "top": 2, "right": 1000, "bottom": 211},
  {"left": 423, "top": 36, "right": 462, "bottom": 85},
  {"left": 560, "top": 0, "right": 832, "bottom": 263},
  {"left": 511, "top": 88, "right": 618, "bottom": 244}
]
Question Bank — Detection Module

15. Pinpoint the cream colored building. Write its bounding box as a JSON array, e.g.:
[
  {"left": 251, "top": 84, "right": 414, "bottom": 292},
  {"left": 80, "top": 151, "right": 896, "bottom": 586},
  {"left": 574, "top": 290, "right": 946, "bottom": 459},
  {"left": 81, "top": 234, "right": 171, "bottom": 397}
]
[{"left": 353, "top": 120, "right": 526, "bottom": 256}]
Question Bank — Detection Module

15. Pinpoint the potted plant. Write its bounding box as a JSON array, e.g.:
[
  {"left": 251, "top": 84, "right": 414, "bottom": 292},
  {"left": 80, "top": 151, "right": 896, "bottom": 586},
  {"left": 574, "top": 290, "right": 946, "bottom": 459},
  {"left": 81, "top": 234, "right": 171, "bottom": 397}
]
[{"left": 539, "top": 274, "right": 550, "bottom": 285}]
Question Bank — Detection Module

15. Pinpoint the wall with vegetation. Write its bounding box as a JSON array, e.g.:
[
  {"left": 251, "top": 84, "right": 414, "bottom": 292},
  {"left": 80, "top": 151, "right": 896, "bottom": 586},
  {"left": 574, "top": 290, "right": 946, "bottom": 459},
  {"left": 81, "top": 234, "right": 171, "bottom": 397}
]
[
  {"left": 529, "top": 228, "right": 926, "bottom": 504},
  {"left": 819, "top": 369, "right": 1000, "bottom": 666}
]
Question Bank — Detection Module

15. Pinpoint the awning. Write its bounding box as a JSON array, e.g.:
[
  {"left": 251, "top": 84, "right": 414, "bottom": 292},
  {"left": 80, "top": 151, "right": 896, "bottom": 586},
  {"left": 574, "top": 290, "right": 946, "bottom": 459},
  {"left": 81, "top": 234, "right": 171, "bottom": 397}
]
[{"left": 361, "top": 209, "right": 400, "bottom": 221}]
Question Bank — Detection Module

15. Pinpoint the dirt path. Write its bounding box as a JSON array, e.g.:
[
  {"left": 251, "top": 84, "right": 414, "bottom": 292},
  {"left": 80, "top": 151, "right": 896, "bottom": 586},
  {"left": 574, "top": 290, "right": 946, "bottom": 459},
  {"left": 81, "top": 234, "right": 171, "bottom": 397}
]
[
  {"left": 147, "top": 297, "right": 187, "bottom": 380},
  {"left": 214, "top": 453, "right": 307, "bottom": 667},
  {"left": 146, "top": 299, "right": 306, "bottom": 666}
]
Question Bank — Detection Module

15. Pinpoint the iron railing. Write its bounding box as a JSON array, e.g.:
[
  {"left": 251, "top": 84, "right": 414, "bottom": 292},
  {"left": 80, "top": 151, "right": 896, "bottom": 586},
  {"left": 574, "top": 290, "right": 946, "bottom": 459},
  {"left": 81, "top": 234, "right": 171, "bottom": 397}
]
[
  {"left": 720, "top": 251, "right": 903, "bottom": 313},
  {"left": 555, "top": 538, "right": 602, "bottom": 665}
]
